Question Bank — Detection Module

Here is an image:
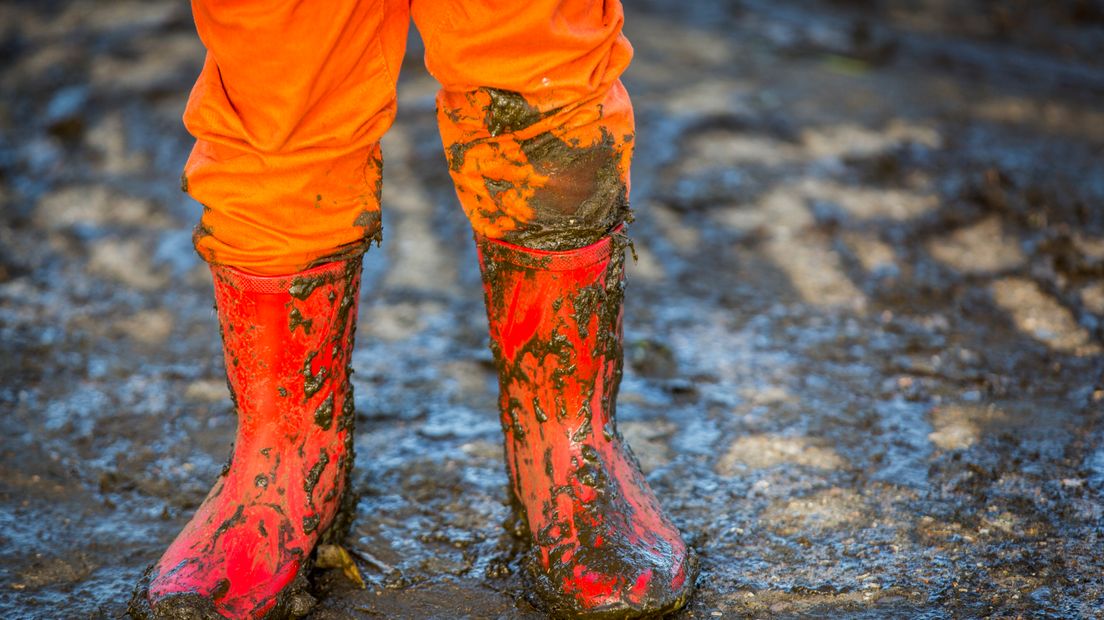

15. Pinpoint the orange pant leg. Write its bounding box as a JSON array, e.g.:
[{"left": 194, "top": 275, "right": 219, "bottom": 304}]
[
  {"left": 185, "top": 0, "right": 410, "bottom": 275},
  {"left": 415, "top": 0, "right": 636, "bottom": 250}
]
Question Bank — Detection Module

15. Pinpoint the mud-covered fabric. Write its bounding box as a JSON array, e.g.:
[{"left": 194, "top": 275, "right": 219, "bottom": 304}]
[
  {"left": 184, "top": 0, "right": 634, "bottom": 275},
  {"left": 437, "top": 84, "right": 634, "bottom": 251}
]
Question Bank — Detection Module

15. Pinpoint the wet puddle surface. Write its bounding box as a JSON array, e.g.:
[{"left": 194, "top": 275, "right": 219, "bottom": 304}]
[{"left": 1, "top": 1, "right": 1102, "bottom": 617}]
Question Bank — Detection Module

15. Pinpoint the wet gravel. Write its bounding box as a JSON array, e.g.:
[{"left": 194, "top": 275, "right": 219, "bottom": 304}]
[{"left": 2, "top": 1, "right": 1103, "bottom": 618}]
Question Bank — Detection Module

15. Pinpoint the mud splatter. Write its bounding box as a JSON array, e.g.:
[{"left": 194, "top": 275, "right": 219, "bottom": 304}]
[
  {"left": 288, "top": 307, "right": 313, "bottom": 335},
  {"left": 483, "top": 88, "right": 549, "bottom": 137},
  {"left": 313, "top": 393, "right": 335, "bottom": 430}
]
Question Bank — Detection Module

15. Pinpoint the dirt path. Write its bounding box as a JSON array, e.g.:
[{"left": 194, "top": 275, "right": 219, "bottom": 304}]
[{"left": 1, "top": 1, "right": 1102, "bottom": 617}]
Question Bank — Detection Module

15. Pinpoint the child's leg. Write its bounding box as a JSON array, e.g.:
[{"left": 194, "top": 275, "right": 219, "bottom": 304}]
[
  {"left": 416, "top": 2, "right": 697, "bottom": 616},
  {"left": 417, "top": 0, "right": 636, "bottom": 251},
  {"left": 184, "top": 0, "right": 410, "bottom": 275},
  {"left": 130, "top": 2, "right": 409, "bottom": 618}
]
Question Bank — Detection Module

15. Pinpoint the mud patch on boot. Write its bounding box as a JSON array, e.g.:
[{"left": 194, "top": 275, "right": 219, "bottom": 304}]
[
  {"left": 476, "top": 245, "right": 553, "bottom": 314},
  {"left": 210, "top": 578, "right": 231, "bottom": 601},
  {"left": 301, "top": 351, "right": 329, "bottom": 399},
  {"left": 304, "top": 450, "right": 331, "bottom": 505},
  {"left": 147, "top": 591, "right": 224, "bottom": 620},
  {"left": 289, "top": 275, "right": 328, "bottom": 301},
  {"left": 506, "top": 397, "right": 527, "bottom": 443},
  {"left": 262, "top": 565, "right": 317, "bottom": 619},
  {"left": 533, "top": 398, "right": 549, "bottom": 423},
  {"left": 571, "top": 404, "right": 593, "bottom": 442},
  {"left": 314, "top": 393, "right": 335, "bottom": 430},
  {"left": 303, "top": 515, "right": 321, "bottom": 535},
  {"left": 331, "top": 264, "right": 360, "bottom": 347},
  {"left": 206, "top": 504, "right": 246, "bottom": 552},
  {"left": 336, "top": 384, "right": 356, "bottom": 432},
  {"left": 583, "top": 232, "right": 631, "bottom": 406},
  {"left": 289, "top": 307, "right": 314, "bottom": 335}
]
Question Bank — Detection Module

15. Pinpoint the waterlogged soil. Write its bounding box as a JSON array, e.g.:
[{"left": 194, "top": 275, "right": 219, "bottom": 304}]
[{"left": 2, "top": 1, "right": 1103, "bottom": 618}]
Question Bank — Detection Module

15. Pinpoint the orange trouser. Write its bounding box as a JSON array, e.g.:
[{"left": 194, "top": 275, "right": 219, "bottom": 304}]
[{"left": 184, "top": 0, "right": 635, "bottom": 275}]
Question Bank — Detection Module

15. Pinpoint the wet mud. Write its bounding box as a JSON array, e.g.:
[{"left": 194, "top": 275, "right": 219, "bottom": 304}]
[
  {"left": 2, "top": 0, "right": 1104, "bottom": 618},
  {"left": 513, "top": 129, "right": 633, "bottom": 252},
  {"left": 482, "top": 88, "right": 549, "bottom": 138},
  {"left": 444, "top": 87, "right": 633, "bottom": 253}
]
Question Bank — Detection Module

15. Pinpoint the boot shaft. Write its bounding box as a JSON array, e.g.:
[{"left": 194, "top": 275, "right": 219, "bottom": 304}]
[
  {"left": 211, "top": 259, "right": 362, "bottom": 438},
  {"left": 475, "top": 232, "right": 630, "bottom": 438}
]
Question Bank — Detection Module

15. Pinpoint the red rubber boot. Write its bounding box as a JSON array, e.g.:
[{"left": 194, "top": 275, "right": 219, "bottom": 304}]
[
  {"left": 129, "top": 258, "right": 362, "bottom": 619},
  {"left": 476, "top": 230, "right": 697, "bottom": 618}
]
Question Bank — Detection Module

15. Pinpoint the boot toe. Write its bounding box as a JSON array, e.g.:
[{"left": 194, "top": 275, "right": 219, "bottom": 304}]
[
  {"left": 607, "top": 547, "right": 698, "bottom": 619},
  {"left": 129, "top": 564, "right": 222, "bottom": 620},
  {"left": 148, "top": 592, "right": 225, "bottom": 620},
  {"left": 632, "top": 547, "right": 698, "bottom": 618},
  {"left": 528, "top": 543, "right": 699, "bottom": 619}
]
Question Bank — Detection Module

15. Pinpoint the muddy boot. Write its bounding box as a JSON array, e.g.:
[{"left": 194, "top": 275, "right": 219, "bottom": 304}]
[
  {"left": 128, "top": 258, "right": 362, "bottom": 620},
  {"left": 476, "top": 230, "right": 697, "bottom": 618}
]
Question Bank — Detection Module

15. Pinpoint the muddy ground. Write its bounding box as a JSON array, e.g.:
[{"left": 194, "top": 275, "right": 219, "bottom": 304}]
[{"left": 2, "top": 1, "right": 1104, "bottom": 618}]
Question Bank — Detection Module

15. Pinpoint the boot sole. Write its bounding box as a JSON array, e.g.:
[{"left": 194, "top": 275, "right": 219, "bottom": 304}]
[{"left": 126, "top": 483, "right": 360, "bottom": 620}]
